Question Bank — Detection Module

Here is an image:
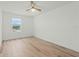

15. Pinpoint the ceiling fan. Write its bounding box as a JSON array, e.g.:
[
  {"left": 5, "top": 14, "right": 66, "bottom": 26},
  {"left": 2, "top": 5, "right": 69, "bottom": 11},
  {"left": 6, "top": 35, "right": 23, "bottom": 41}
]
[{"left": 26, "top": 1, "right": 42, "bottom": 12}]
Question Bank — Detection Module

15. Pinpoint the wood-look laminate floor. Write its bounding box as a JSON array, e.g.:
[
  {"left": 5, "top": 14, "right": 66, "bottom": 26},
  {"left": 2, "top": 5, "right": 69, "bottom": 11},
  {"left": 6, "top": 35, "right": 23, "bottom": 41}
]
[{"left": 0, "top": 37, "right": 79, "bottom": 57}]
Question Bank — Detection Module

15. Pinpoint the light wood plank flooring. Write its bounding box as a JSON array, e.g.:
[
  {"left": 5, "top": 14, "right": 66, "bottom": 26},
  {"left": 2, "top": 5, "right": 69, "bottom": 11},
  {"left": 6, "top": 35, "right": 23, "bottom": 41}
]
[{"left": 0, "top": 37, "right": 79, "bottom": 57}]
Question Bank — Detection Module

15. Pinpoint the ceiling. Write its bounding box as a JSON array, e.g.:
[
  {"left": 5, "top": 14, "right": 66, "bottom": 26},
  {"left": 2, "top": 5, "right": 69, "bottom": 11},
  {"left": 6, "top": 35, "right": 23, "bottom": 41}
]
[{"left": 0, "top": 1, "right": 72, "bottom": 16}]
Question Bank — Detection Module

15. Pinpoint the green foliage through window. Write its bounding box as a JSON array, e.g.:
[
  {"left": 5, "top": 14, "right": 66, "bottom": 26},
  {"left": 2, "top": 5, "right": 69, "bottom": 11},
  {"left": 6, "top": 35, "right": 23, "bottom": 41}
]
[{"left": 11, "top": 18, "right": 22, "bottom": 30}]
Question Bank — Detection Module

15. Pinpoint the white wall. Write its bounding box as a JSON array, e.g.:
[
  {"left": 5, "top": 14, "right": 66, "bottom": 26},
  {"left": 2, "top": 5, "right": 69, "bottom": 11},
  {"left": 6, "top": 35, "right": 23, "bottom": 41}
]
[
  {"left": 2, "top": 11, "right": 33, "bottom": 40},
  {"left": 34, "top": 2, "right": 79, "bottom": 52},
  {"left": 0, "top": 9, "right": 2, "bottom": 48}
]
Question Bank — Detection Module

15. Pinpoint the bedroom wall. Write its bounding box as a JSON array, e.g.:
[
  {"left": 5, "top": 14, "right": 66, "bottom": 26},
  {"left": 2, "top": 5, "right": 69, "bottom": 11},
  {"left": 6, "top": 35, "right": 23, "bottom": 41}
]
[
  {"left": 34, "top": 2, "right": 79, "bottom": 52},
  {"left": 2, "top": 11, "right": 33, "bottom": 40},
  {"left": 0, "top": 9, "right": 2, "bottom": 49}
]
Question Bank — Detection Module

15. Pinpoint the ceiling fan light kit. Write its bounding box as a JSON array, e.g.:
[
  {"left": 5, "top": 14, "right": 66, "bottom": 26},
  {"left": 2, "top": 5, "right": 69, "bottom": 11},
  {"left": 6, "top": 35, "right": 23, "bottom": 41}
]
[{"left": 31, "top": 8, "right": 36, "bottom": 12}]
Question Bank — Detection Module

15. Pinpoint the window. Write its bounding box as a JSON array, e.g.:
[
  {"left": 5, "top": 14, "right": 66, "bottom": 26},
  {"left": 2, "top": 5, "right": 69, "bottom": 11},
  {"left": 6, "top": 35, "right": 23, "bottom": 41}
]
[{"left": 11, "top": 18, "right": 22, "bottom": 31}]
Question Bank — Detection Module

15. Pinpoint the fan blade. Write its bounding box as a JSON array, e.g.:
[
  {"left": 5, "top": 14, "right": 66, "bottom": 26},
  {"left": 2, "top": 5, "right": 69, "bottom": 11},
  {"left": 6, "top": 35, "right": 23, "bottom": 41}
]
[
  {"left": 26, "top": 9, "right": 31, "bottom": 11},
  {"left": 34, "top": 7, "right": 42, "bottom": 11}
]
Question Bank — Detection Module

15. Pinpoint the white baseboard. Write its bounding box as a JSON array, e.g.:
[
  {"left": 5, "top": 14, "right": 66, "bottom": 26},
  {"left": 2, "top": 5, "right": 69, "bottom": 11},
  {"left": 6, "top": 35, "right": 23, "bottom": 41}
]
[{"left": 3, "top": 35, "right": 33, "bottom": 41}]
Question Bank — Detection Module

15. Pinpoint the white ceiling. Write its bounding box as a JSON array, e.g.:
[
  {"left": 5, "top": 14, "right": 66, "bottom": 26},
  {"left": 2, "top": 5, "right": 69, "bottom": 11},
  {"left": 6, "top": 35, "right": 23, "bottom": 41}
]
[{"left": 0, "top": 1, "right": 72, "bottom": 16}]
